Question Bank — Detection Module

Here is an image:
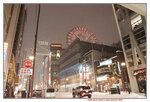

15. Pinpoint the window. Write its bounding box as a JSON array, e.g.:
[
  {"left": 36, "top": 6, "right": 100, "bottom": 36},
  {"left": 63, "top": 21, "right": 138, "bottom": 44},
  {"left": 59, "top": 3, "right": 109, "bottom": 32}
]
[
  {"left": 137, "top": 37, "right": 146, "bottom": 45},
  {"left": 134, "top": 31, "right": 145, "bottom": 39},
  {"left": 125, "top": 44, "right": 131, "bottom": 50},
  {"left": 131, "top": 15, "right": 142, "bottom": 30},
  {"left": 47, "top": 88, "right": 55, "bottom": 92},
  {"left": 127, "top": 55, "right": 134, "bottom": 67},
  {"left": 123, "top": 35, "right": 131, "bottom": 50}
]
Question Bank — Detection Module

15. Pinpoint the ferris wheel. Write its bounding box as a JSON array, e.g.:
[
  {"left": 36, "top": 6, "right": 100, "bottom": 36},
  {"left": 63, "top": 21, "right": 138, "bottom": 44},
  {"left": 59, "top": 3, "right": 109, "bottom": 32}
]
[{"left": 67, "top": 26, "right": 97, "bottom": 45}]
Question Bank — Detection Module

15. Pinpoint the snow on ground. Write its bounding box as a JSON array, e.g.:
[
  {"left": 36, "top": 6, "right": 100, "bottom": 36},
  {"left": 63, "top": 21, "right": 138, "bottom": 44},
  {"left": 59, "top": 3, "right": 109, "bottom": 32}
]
[
  {"left": 55, "top": 92, "right": 146, "bottom": 99},
  {"left": 92, "top": 92, "right": 146, "bottom": 98}
]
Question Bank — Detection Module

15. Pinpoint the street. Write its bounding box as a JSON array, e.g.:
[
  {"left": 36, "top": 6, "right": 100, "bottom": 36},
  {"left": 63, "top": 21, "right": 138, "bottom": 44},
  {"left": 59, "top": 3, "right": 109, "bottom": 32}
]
[{"left": 52, "top": 92, "right": 146, "bottom": 98}]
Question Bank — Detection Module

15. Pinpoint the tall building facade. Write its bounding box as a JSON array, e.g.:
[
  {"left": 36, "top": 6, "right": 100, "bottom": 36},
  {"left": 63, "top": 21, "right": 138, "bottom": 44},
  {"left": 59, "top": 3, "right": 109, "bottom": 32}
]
[
  {"left": 50, "top": 44, "right": 63, "bottom": 89},
  {"left": 112, "top": 4, "right": 146, "bottom": 93},
  {"left": 4, "top": 4, "right": 21, "bottom": 90},
  {"left": 4, "top": 4, "right": 27, "bottom": 98},
  {"left": 57, "top": 39, "right": 119, "bottom": 92}
]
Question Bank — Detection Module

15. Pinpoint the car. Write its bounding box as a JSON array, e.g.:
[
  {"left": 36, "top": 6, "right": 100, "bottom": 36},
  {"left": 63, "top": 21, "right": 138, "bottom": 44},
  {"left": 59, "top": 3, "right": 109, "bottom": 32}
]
[
  {"left": 109, "top": 86, "right": 120, "bottom": 94},
  {"left": 33, "top": 90, "right": 42, "bottom": 98},
  {"left": 72, "top": 86, "right": 92, "bottom": 98},
  {"left": 45, "top": 88, "right": 55, "bottom": 98},
  {"left": 15, "top": 91, "right": 22, "bottom": 98}
]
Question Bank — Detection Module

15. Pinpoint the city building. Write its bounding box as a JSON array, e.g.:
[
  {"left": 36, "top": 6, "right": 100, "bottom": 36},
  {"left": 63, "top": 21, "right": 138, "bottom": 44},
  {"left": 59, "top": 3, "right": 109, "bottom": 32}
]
[
  {"left": 57, "top": 39, "right": 119, "bottom": 92},
  {"left": 4, "top": 4, "right": 21, "bottom": 90},
  {"left": 95, "top": 51, "right": 129, "bottom": 92},
  {"left": 4, "top": 4, "right": 27, "bottom": 97},
  {"left": 50, "top": 44, "right": 63, "bottom": 89},
  {"left": 112, "top": 4, "right": 146, "bottom": 93}
]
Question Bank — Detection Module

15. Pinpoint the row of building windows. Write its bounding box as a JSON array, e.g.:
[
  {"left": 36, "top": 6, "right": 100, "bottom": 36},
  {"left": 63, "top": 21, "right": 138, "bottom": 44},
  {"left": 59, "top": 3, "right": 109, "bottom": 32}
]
[
  {"left": 133, "top": 27, "right": 146, "bottom": 45},
  {"left": 123, "top": 35, "right": 132, "bottom": 50},
  {"left": 60, "top": 58, "right": 79, "bottom": 70},
  {"left": 123, "top": 32, "right": 146, "bottom": 51},
  {"left": 59, "top": 51, "right": 79, "bottom": 64}
]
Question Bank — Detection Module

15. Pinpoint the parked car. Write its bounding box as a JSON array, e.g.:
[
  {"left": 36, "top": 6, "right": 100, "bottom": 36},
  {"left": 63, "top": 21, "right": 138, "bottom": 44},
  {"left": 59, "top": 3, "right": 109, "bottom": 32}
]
[
  {"left": 45, "top": 88, "right": 55, "bottom": 98},
  {"left": 33, "top": 90, "right": 42, "bottom": 98},
  {"left": 15, "top": 91, "right": 22, "bottom": 98},
  {"left": 109, "top": 86, "right": 120, "bottom": 94},
  {"left": 72, "top": 86, "right": 92, "bottom": 98}
]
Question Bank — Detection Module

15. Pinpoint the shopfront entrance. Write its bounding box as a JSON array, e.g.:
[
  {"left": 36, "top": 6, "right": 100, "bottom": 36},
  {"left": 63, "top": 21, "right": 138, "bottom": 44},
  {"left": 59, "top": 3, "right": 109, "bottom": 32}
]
[{"left": 134, "top": 68, "right": 146, "bottom": 93}]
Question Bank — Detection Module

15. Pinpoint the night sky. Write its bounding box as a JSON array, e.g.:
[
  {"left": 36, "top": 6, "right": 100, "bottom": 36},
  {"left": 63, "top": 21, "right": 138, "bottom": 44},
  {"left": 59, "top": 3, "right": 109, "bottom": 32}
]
[
  {"left": 21, "top": 4, "right": 120, "bottom": 84},
  {"left": 22, "top": 4, "right": 120, "bottom": 51}
]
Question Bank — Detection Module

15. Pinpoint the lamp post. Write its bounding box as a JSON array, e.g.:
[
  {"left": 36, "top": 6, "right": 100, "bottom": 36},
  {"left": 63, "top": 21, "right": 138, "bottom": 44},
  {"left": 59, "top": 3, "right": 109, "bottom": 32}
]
[
  {"left": 26, "top": 55, "right": 34, "bottom": 98},
  {"left": 29, "top": 4, "right": 41, "bottom": 98},
  {"left": 65, "top": 78, "right": 69, "bottom": 92}
]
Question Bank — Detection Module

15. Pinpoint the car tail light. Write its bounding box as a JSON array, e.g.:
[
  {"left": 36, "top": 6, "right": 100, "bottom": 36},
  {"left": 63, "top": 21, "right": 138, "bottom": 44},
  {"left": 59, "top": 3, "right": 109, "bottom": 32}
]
[
  {"left": 80, "top": 88, "right": 83, "bottom": 91},
  {"left": 82, "top": 93, "right": 85, "bottom": 96}
]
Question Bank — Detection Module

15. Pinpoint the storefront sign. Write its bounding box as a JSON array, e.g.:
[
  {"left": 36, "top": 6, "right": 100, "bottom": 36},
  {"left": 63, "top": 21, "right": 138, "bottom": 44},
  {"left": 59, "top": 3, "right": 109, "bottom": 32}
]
[
  {"left": 134, "top": 69, "right": 146, "bottom": 75},
  {"left": 19, "top": 68, "right": 32, "bottom": 75},
  {"left": 99, "top": 59, "right": 112, "bottom": 67},
  {"left": 96, "top": 75, "right": 107, "bottom": 81},
  {"left": 51, "top": 44, "right": 62, "bottom": 47},
  {"left": 4, "top": 42, "right": 8, "bottom": 60}
]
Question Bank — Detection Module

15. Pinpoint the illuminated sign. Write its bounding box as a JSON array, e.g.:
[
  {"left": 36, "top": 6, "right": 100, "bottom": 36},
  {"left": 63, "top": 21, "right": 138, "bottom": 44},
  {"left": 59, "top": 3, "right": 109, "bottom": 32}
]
[
  {"left": 4, "top": 42, "right": 8, "bottom": 52},
  {"left": 97, "top": 75, "right": 107, "bottom": 81},
  {"left": 51, "top": 44, "right": 62, "bottom": 47},
  {"left": 19, "top": 68, "right": 32, "bottom": 75},
  {"left": 134, "top": 69, "right": 146, "bottom": 75},
  {"left": 99, "top": 59, "right": 112, "bottom": 67},
  {"left": 4, "top": 42, "right": 8, "bottom": 60},
  {"left": 38, "top": 41, "right": 49, "bottom": 45}
]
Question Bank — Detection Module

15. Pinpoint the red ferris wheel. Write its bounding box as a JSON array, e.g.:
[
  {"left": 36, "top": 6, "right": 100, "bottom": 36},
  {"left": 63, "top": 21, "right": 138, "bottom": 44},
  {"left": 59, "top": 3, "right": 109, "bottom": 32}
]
[{"left": 67, "top": 26, "right": 97, "bottom": 45}]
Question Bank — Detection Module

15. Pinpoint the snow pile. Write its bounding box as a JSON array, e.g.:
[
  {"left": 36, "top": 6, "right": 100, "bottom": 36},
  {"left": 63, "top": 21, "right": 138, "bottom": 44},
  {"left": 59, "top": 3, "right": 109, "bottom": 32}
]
[{"left": 53, "top": 92, "right": 146, "bottom": 98}]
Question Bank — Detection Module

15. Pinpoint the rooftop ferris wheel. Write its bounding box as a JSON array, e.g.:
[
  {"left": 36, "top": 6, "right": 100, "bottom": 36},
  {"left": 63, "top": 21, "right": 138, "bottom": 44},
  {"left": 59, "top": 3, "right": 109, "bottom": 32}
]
[{"left": 66, "top": 26, "right": 97, "bottom": 45}]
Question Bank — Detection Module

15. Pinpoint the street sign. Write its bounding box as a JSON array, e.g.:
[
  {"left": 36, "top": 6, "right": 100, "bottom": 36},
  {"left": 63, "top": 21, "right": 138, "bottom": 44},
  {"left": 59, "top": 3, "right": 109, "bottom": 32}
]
[
  {"left": 19, "top": 68, "right": 32, "bottom": 75},
  {"left": 24, "top": 60, "right": 33, "bottom": 68},
  {"left": 38, "top": 41, "right": 49, "bottom": 45}
]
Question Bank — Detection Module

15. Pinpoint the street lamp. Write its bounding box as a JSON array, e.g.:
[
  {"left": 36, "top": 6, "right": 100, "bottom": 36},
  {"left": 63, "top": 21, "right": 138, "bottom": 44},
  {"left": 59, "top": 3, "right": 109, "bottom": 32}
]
[
  {"left": 121, "top": 62, "right": 126, "bottom": 66},
  {"left": 29, "top": 56, "right": 34, "bottom": 60},
  {"left": 65, "top": 78, "right": 69, "bottom": 92},
  {"left": 66, "top": 78, "right": 69, "bottom": 81}
]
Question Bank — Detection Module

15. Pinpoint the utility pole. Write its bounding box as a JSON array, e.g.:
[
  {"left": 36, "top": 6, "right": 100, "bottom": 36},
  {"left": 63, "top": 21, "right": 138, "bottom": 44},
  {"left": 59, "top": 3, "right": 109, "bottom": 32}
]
[{"left": 29, "top": 4, "right": 41, "bottom": 98}]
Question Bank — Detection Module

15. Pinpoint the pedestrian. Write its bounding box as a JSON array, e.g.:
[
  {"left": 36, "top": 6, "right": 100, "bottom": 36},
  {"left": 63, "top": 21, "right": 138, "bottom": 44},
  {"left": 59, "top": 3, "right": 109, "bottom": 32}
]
[
  {"left": 139, "top": 78, "right": 146, "bottom": 96},
  {"left": 117, "top": 86, "right": 120, "bottom": 94},
  {"left": 72, "top": 88, "right": 75, "bottom": 98},
  {"left": 127, "top": 87, "right": 131, "bottom": 94}
]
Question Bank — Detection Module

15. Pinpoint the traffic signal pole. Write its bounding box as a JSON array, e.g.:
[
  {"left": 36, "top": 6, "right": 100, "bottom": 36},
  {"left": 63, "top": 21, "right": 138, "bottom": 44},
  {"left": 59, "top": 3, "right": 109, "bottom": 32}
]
[{"left": 29, "top": 4, "right": 41, "bottom": 98}]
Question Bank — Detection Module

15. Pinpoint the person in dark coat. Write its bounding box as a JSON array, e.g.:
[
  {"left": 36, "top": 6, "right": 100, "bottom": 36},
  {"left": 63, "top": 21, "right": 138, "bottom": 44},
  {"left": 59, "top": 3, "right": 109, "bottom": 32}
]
[
  {"left": 72, "top": 88, "right": 75, "bottom": 98},
  {"left": 139, "top": 79, "right": 146, "bottom": 96}
]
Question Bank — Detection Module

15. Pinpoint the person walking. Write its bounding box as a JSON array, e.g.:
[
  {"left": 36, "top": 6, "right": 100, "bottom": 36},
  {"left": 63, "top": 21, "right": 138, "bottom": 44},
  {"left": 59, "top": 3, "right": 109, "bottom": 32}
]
[{"left": 139, "top": 78, "right": 146, "bottom": 96}]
